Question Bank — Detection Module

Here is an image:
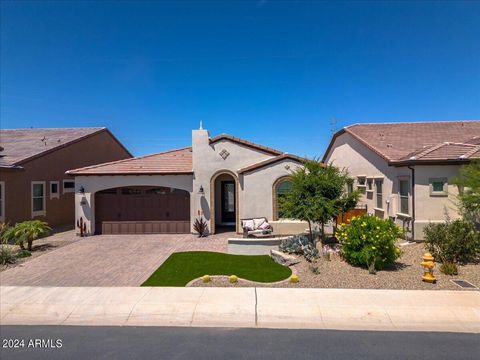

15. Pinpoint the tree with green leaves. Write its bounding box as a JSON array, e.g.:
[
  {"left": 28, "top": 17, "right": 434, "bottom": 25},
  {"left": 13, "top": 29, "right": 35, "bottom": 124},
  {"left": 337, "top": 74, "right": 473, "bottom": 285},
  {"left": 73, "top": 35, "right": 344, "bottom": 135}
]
[
  {"left": 2, "top": 220, "right": 51, "bottom": 251},
  {"left": 279, "top": 159, "right": 359, "bottom": 243},
  {"left": 454, "top": 160, "right": 480, "bottom": 227}
]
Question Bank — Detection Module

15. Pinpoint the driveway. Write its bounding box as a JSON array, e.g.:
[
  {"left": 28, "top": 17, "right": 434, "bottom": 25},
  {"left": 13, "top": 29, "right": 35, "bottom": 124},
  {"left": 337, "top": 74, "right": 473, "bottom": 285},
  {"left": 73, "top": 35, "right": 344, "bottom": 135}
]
[{"left": 0, "top": 233, "right": 231, "bottom": 287}]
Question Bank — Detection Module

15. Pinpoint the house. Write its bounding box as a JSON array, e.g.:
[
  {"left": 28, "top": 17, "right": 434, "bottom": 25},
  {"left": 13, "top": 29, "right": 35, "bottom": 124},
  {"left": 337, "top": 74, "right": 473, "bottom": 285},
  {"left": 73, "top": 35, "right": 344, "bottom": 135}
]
[
  {"left": 322, "top": 120, "right": 480, "bottom": 240},
  {"left": 0, "top": 128, "right": 132, "bottom": 228},
  {"left": 67, "top": 127, "right": 307, "bottom": 235}
]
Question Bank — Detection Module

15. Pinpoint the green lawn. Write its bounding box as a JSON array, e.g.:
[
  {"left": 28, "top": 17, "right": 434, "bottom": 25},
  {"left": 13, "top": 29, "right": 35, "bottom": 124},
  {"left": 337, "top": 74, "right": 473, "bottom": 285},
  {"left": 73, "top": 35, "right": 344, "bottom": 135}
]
[{"left": 141, "top": 251, "right": 292, "bottom": 287}]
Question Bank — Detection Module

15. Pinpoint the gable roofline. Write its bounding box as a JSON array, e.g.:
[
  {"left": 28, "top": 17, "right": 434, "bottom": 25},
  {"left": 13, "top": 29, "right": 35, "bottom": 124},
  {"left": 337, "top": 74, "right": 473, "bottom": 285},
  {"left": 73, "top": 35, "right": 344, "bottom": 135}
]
[
  {"left": 8, "top": 127, "right": 133, "bottom": 165},
  {"left": 238, "top": 153, "right": 306, "bottom": 174},
  {"left": 210, "top": 133, "right": 283, "bottom": 156},
  {"left": 322, "top": 120, "right": 480, "bottom": 165},
  {"left": 66, "top": 146, "right": 192, "bottom": 175}
]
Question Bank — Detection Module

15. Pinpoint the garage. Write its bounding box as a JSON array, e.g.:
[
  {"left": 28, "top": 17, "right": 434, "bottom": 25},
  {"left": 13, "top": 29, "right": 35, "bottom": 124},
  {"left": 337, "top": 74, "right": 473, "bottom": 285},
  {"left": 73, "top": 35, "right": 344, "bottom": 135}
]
[{"left": 94, "top": 186, "right": 190, "bottom": 234}]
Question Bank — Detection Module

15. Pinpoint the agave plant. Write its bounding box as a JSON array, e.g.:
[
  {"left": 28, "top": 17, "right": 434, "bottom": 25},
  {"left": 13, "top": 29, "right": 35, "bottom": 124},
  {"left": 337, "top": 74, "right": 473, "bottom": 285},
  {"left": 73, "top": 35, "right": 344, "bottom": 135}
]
[
  {"left": 193, "top": 217, "right": 208, "bottom": 237},
  {"left": 2, "top": 220, "right": 51, "bottom": 251}
]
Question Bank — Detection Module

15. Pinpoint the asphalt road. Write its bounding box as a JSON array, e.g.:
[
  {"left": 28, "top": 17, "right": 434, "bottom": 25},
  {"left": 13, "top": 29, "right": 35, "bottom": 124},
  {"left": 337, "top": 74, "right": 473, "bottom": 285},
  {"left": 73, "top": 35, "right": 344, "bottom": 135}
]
[{"left": 1, "top": 326, "right": 479, "bottom": 360}]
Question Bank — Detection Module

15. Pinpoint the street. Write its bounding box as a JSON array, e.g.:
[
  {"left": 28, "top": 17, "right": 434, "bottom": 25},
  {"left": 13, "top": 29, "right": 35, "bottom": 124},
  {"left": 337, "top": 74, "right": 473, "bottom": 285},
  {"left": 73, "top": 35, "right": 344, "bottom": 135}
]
[{"left": 1, "top": 326, "right": 479, "bottom": 360}]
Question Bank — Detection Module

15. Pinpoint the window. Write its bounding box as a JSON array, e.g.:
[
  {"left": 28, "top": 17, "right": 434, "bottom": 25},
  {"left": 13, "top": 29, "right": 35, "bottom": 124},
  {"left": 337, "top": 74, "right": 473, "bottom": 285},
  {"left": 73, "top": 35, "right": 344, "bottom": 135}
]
[
  {"left": 32, "top": 181, "right": 46, "bottom": 217},
  {"left": 356, "top": 176, "right": 366, "bottom": 194},
  {"left": 398, "top": 179, "right": 409, "bottom": 214},
  {"left": 375, "top": 179, "right": 383, "bottom": 209},
  {"left": 274, "top": 178, "right": 293, "bottom": 220},
  {"left": 50, "top": 181, "right": 59, "bottom": 199},
  {"left": 367, "top": 178, "right": 374, "bottom": 191},
  {"left": 347, "top": 180, "right": 354, "bottom": 194},
  {"left": 429, "top": 178, "right": 448, "bottom": 196},
  {"left": 0, "top": 181, "right": 4, "bottom": 222},
  {"left": 63, "top": 180, "right": 75, "bottom": 193}
]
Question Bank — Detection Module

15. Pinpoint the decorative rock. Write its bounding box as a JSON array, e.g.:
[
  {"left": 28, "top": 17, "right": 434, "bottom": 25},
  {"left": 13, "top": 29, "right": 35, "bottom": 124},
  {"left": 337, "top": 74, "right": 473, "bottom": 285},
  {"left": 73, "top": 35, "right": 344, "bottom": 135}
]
[
  {"left": 290, "top": 275, "right": 299, "bottom": 283},
  {"left": 270, "top": 249, "right": 300, "bottom": 266},
  {"left": 229, "top": 275, "right": 238, "bottom": 283},
  {"left": 202, "top": 275, "right": 210, "bottom": 283}
]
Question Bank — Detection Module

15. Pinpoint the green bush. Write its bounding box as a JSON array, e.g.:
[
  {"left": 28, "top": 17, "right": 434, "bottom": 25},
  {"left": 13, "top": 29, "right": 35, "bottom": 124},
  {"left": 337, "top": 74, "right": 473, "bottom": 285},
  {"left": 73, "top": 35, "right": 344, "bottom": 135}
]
[
  {"left": 423, "top": 219, "right": 480, "bottom": 264},
  {"left": 440, "top": 262, "right": 458, "bottom": 276},
  {"left": 0, "top": 245, "right": 16, "bottom": 265},
  {"left": 1, "top": 220, "right": 51, "bottom": 251},
  {"left": 16, "top": 249, "right": 32, "bottom": 258},
  {"left": 336, "top": 215, "right": 403, "bottom": 272}
]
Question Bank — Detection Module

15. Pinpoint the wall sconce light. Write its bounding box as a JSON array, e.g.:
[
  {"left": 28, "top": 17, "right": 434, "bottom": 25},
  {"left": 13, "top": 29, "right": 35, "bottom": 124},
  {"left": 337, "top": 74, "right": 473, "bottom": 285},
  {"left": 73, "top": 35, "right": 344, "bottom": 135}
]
[
  {"left": 79, "top": 186, "right": 85, "bottom": 194},
  {"left": 198, "top": 185, "right": 204, "bottom": 195}
]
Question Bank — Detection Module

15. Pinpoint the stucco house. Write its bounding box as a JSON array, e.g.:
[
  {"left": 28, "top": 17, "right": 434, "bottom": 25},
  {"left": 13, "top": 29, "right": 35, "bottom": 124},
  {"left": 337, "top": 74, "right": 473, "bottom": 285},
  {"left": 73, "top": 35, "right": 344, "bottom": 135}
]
[
  {"left": 0, "top": 128, "right": 132, "bottom": 228},
  {"left": 323, "top": 120, "right": 480, "bottom": 240},
  {"left": 68, "top": 127, "right": 306, "bottom": 235}
]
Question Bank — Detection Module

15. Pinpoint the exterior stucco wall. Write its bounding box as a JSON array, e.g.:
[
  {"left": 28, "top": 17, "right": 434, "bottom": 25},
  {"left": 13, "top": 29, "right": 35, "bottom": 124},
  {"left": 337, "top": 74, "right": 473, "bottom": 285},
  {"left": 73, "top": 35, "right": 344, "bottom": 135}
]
[
  {"left": 242, "top": 159, "right": 302, "bottom": 221},
  {"left": 324, "top": 132, "right": 410, "bottom": 219},
  {"left": 192, "top": 129, "right": 275, "bottom": 233},
  {"left": 74, "top": 174, "right": 193, "bottom": 235},
  {"left": 413, "top": 165, "right": 461, "bottom": 239},
  {"left": 324, "top": 132, "right": 464, "bottom": 240}
]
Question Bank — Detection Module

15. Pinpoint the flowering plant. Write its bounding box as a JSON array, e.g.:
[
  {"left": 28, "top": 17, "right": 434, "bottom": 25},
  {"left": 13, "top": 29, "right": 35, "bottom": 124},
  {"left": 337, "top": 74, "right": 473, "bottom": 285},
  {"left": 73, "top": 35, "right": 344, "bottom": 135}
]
[{"left": 336, "top": 215, "right": 403, "bottom": 272}]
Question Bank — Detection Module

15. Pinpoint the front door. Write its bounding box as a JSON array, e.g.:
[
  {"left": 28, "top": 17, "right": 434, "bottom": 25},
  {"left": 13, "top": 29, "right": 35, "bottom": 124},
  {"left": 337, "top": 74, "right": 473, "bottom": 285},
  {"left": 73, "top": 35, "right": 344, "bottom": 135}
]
[{"left": 221, "top": 181, "right": 235, "bottom": 225}]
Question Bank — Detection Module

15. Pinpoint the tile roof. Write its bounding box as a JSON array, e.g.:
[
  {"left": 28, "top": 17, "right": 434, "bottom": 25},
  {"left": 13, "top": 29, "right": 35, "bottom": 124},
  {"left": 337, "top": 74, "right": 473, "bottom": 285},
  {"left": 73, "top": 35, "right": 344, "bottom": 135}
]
[
  {"left": 68, "top": 133, "right": 288, "bottom": 176},
  {"left": 0, "top": 127, "right": 108, "bottom": 167},
  {"left": 210, "top": 134, "right": 283, "bottom": 155},
  {"left": 324, "top": 121, "right": 480, "bottom": 164},
  {"left": 238, "top": 153, "right": 305, "bottom": 174},
  {"left": 67, "top": 147, "right": 193, "bottom": 175}
]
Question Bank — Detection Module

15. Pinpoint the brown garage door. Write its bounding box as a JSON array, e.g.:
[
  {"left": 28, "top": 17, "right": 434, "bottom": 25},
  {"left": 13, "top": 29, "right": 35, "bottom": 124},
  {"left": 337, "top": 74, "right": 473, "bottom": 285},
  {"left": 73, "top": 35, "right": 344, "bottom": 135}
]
[{"left": 95, "top": 186, "right": 190, "bottom": 234}]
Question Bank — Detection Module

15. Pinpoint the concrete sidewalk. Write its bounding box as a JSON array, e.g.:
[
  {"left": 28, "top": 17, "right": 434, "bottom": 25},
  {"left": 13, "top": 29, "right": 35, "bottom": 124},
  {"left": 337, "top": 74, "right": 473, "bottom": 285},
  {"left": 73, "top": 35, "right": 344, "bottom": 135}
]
[{"left": 1, "top": 286, "right": 479, "bottom": 333}]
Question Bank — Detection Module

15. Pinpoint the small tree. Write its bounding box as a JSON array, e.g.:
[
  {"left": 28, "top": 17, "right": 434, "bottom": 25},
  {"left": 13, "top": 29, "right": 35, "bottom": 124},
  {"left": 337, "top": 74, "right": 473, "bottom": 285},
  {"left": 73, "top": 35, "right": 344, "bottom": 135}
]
[
  {"left": 279, "top": 159, "right": 358, "bottom": 243},
  {"left": 2, "top": 220, "right": 51, "bottom": 251},
  {"left": 454, "top": 160, "right": 480, "bottom": 227}
]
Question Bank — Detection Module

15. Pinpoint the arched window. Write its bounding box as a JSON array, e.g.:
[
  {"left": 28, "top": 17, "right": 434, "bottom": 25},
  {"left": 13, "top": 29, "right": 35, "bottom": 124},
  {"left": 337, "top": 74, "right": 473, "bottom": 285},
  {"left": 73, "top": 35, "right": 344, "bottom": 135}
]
[{"left": 273, "top": 177, "right": 293, "bottom": 220}]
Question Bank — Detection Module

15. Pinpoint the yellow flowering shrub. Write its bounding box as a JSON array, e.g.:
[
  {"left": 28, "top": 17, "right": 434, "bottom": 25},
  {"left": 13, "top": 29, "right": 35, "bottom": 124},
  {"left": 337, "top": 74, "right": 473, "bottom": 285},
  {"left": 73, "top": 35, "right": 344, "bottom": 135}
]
[{"left": 336, "top": 215, "right": 403, "bottom": 271}]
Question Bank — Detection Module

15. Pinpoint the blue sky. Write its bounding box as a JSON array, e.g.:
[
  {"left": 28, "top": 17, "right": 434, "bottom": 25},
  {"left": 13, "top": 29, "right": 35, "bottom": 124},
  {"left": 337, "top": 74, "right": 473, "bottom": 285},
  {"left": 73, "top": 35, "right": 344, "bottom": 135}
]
[{"left": 1, "top": 1, "right": 479, "bottom": 157}]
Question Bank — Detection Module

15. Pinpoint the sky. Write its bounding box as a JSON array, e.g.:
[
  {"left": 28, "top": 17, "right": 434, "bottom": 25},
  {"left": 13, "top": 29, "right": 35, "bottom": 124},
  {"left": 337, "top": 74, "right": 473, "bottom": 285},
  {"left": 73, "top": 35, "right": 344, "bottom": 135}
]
[{"left": 1, "top": 0, "right": 479, "bottom": 158}]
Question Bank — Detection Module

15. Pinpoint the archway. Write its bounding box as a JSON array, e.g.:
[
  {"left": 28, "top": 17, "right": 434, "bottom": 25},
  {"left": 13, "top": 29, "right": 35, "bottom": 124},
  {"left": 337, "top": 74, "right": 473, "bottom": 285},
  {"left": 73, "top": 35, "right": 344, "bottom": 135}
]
[
  {"left": 272, "top": 176, "right": 293, "bottom": 221},
  {"left": 210, "top": 170, "right": 240, "bottom": 234}
]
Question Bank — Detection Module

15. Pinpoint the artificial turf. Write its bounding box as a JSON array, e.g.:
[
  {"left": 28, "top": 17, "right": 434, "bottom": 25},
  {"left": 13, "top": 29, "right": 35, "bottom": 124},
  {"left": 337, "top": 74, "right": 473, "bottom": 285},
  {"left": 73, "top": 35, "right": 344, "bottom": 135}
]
[{"left": 141, "top": 251, "right": 292, "bottom": 287}]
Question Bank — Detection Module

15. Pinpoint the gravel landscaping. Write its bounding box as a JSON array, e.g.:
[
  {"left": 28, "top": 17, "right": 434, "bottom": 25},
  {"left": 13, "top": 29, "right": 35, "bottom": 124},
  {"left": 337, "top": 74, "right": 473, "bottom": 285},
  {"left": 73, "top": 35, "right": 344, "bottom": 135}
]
[
  {"left": 1, "top": 230, "right": 79, "bottom": 272},
  {"left": 189, "top": 242, "right": 480, "bottom": 290}
]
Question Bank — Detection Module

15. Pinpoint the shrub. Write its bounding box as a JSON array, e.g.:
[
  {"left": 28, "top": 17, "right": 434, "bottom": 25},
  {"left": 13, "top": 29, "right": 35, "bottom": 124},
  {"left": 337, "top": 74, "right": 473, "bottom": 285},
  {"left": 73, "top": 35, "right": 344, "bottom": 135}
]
[
  {"left": 440, "top": 262, "right": 458, "bottom": 276},
  {"left": 16, "top": 249, "right": 32, "bottom": 258},
  {"left": 193, "top": 217, "right": 208, "bottom": 237},
  {"left": 423, "top": 219, "right": 480, "bottom": 264},
  {"left": 279, "top": 234, "right": 319, "bottom": 262},
  {"left": 2, "top": 220, "right": 51, "bottom": 251},
  {"left": 336, "top": 215, "right": 403, "bottom": 272},
  {"left": 0, "top": 245, "right": 16, "bottom": 265}
]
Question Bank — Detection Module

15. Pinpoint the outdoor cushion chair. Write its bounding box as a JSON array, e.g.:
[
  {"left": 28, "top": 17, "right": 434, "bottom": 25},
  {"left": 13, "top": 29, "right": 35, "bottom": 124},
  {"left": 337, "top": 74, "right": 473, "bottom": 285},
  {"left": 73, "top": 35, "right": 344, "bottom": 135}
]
[{"left": 241, "top": 217, "right": 273, "bottom": 238}]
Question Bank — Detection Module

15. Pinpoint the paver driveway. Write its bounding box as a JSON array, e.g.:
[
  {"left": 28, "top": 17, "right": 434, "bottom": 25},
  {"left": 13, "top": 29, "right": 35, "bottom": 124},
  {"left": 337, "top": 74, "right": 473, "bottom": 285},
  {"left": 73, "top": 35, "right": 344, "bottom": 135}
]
[{"left": 0, "top": 233, "right": 231, "bottom": 287}]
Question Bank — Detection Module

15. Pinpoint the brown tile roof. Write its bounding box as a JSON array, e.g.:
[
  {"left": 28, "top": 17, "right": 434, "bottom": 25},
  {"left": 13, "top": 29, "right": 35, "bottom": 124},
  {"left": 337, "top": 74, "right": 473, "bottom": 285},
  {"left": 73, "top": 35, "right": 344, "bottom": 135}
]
[
  {"left": 323, "top": 121, "right": 480, "bottom": 164},
  {"left": 68, "top": 132, "right": 289, "bottom": 176},
  {"left": 0, "top": 127, "right": 131, "bottom": 167},
  {"left": 238, "top": 153, "right": 305, "bottom": 174},
  {"left": 210, "top": 134, "right": 283, "bottom": 155},
  {"left": 67, "top": 147, "right": 193, "bottom": 175}
]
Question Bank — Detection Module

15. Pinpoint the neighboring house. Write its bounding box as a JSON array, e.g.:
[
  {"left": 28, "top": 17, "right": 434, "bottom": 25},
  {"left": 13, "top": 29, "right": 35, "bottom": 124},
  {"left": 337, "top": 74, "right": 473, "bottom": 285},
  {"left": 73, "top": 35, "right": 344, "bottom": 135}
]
[
  {"left": 0, "top": 128, "right": 132, "bottom": 228},
  {"left": 323, "top": 120, "right": 480, "bottom": 240},
  {"left": 68, "top": 127, "right": 306, "bottom": 235}
]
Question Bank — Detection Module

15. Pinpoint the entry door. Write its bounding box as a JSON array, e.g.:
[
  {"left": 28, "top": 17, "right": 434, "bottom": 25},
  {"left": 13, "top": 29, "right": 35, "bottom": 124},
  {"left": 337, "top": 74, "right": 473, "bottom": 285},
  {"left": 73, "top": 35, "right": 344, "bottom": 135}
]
[{"left": 221, "top": 181, "right": 235, "bottom": 225}]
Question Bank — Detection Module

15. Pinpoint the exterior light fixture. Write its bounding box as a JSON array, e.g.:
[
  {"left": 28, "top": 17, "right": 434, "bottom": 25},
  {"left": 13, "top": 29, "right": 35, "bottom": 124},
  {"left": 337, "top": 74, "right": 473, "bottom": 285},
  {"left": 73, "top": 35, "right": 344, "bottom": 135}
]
[
  {"left": 79, "top": 186, "right": 85, "bottom": 194},
  {"left": 198, "top": 185, "right": 204, "bottom": 195}
]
